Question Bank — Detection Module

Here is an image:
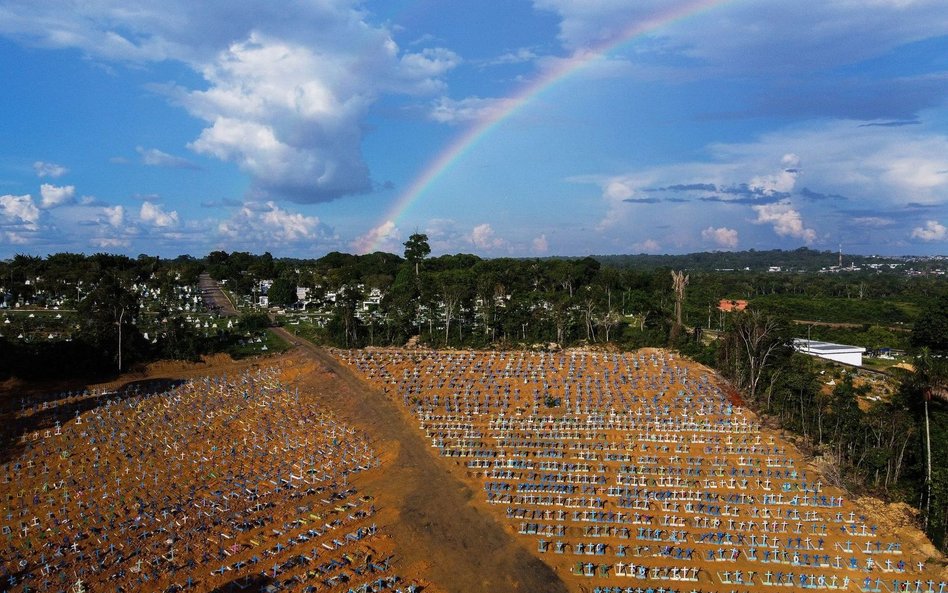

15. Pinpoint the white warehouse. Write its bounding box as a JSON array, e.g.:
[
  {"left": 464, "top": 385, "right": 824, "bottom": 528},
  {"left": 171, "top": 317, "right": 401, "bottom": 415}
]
[{"left": 793, "top": 339, "right": 866, "bottom": 367}]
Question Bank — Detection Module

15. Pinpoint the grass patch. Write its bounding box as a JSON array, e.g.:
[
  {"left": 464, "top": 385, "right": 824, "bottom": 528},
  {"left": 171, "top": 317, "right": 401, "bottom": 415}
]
[
  {"left": 861, "top": 356, "right": 908, "bottom": 374},
  {"left": 227, "top": 328, "right": 291, "bottom": 359},
  {"left": 278, "top": 318, "right": 326, "bottom": 344}
]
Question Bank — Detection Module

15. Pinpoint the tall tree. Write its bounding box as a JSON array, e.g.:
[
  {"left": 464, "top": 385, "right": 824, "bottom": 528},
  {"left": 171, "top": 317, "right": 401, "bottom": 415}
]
[
  {"left": 267, "top": 278, "right": 297, "bottom": 307},
  {"left": 437, "top": 269, "right": 473, "bottom": 345},
  {"left": 580, "top": 285, "right": 600, "bottom": 342},
  {"left": 329, "top": 284, "right": 364, "bottom": 348},
  {"left": 671, "top": 270, "right": 689, "bottom": 329},
  {"left": 912, "top": 296, "right": 948, "bottom": 353},
  {"left": 403, "top": 233, "right": 431, "bottom": 278},
  {"left": 724, "top": 309, "right": 788, "bottom": 402},
  {"left": 77, "top": 273, "right": 141, "bottom": 372}
]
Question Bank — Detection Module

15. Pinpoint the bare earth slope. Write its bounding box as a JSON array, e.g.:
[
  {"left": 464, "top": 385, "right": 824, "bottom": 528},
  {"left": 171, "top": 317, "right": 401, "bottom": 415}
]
[{"left": 277, "top": 328, "right": 569, "bottom": 593}]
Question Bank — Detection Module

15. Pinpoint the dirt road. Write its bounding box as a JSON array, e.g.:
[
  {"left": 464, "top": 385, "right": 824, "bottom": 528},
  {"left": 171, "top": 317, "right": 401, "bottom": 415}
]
[{"left": 275, "top": 328, "right": 568, "bottom": 593}]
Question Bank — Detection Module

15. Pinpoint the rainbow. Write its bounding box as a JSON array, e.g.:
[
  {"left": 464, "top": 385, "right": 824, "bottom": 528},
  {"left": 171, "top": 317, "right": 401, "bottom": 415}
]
[{"left": 364, "top": 0, "right": 726, "bottom": 252}]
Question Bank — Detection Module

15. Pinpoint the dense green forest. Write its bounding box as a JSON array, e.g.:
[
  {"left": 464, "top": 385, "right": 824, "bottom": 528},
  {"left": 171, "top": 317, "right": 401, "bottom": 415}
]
[
  {"left": 595, "top": 247, "right": 943, "bottom": 273},
  {"left": 3, "top": 243, "right": 948, "bottom": 547}
]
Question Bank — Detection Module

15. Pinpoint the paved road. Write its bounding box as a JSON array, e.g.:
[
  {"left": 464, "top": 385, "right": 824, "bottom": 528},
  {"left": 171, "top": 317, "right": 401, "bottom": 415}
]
[
  {"left": 274, "top": 327, "right": 569, "bottom": 593},
  {"left": 199, "top": 273, "right": 239, "bottom": 317}
]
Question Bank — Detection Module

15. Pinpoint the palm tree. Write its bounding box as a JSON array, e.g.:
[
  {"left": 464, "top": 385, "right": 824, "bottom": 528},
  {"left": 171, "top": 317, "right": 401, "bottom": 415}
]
[{"left": 910, "top": 348, "right": 948, "bottom": 530}]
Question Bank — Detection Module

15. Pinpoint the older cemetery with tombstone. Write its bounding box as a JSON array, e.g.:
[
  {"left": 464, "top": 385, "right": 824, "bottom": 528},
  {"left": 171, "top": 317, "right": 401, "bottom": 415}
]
[{"left": 335, "top": 347, "right": 948, "bottom": 593}]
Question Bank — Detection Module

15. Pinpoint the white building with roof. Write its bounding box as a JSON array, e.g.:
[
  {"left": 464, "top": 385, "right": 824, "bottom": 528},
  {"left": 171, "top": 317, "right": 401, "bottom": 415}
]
[{"left": 793, "top": 339, "right": 866, "bottom": 367}]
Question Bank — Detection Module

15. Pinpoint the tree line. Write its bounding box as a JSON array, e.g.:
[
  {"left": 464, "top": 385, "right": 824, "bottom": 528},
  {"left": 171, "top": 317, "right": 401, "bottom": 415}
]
[{"left": 715, "top": 295, "right": 948, "bottom": 549}]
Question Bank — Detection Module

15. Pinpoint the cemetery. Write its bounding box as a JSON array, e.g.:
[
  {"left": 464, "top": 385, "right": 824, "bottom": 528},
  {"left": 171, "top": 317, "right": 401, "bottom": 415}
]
[
  {"left": 0, "top": 359, "right": 426, "bottom": 593},
  {"left": 2, "top": 343, "right": 946, "bottom": 593},
  {"left": 336, "top": 347, "right": 948, "bottom": 593}
]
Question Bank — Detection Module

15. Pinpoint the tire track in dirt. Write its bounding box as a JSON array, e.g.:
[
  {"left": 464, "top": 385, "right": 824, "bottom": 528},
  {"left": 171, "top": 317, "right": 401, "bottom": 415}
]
[{"left": 275, "top": 328, "right": 568, "bottom": 593}]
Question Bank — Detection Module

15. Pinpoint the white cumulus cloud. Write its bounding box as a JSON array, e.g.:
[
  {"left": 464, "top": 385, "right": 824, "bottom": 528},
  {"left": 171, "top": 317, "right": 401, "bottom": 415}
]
[
  {"left": 103, "top": 205, "right": 125, "bottom": 227},
  {"left": 487, "top": 47, "right": 538, "bottom": 66},
  {"left": 90, "top": 237, "right": 131, "bottom": 249},
  {"left": 176, "top": 32, "right": 457, "bottom": 202},
  {"left": 752, "top": 202, "right": 815, "bottom": 243},
  {"left": 218, "top": 201, "right": 331, "bottom": 244},
  {"left": 532, "top": 233, "right": 549, "bottom": 254},
  {"left": 634, "top": 238, "right": 661, "bottom": 253},
  {"left": 3, "top": 231, "right": 33, "bottom": 245},
  {"left": 701, "top": 226, "right": 739, "bottom": 249},
  {"left": 39, "top": 183, "right": 76, "bottom": 208},
  {"left": 749, "top": 154, "right": 801, "bottom": 195},
  {"left": 470, "top": 223, "right": 507, "bottom": 251},
  {"left": 140, "top": 201, "right": 179, "bottom": 227},
  {"left": 180, "top": 34, "right": 375, "bottom": 201},
  {"left": 137, "top": 146, "right": 199, "bottom": 169},
  {"left": 580, "top": 172, "right": 657, "bottom": 231},
  {"left": 911, "top": 220, "right": 947, "bottom": 241},
  {"left": 429, "top": 96, "right": 517, "bottom": 125},
  {"left": 33, "top": 161, "right": 68, "bottom": 178},
  {"left": 0, "top": 194, "right": 40, "bottom": 226},
  {"left": 604, "top": 179, "right": 636, "bottom": 201},
  {"left": 351, "top": 220, "right": 400, "bottom": 255},
  {"left": 421, "top": 218, "right": 464, "bottom": 253}
]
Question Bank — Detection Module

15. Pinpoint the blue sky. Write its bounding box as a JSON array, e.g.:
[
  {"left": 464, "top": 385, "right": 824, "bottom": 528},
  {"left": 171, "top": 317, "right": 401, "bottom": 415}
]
[{"left": 1, "top": 0, "right": 947, "bottom": 258}]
